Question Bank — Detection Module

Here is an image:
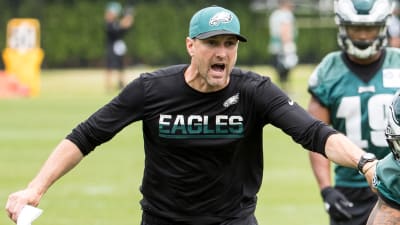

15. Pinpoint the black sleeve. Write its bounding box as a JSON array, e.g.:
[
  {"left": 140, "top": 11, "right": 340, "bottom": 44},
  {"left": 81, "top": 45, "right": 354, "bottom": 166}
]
[
  {"left": 256, "top": 79, "right": 337, "bottom": 156},
  {"left": 66, "top": 77, "right": 145, "bottom": 155},
  {"left": 288, "top": 114, "right": 337, "bottom": 157},
  {"left": 271, "top": 102, "right": 337, "bottom": 157}
]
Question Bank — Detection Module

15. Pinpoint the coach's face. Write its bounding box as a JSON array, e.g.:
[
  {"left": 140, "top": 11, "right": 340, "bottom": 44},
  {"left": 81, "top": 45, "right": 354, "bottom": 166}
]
[{"left": 186, "top": 34, "right": 238, "bottom": 92}]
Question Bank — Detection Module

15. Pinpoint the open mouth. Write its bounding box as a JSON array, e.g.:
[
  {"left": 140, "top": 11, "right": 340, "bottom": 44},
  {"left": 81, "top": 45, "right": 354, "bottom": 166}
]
[{"left": 211, "top": 63, "right": 226, "bottom": 72}]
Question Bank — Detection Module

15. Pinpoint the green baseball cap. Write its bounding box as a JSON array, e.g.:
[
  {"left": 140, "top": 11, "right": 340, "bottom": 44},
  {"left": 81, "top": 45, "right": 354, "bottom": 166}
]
[
  {"left": 106, "top": 1, "right": 122, "bottom": 15},
  {"left": 189, "top": 6, "right": 247, "bottom": 42}
]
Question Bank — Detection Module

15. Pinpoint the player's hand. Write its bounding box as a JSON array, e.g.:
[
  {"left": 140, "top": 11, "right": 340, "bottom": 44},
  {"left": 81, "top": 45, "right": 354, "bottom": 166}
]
[
  {"left": 321, "top": 187, "right": 353, "bottom": 221},
  {"left": 5, "top": 188, "right": 41, "bottom": 223},
  {"left": 280, "top": 42, "right": 298, "bottom": 69},
  {"left": 282, "top": 53, "right": 298, "bottom": 69},
  {"left": 364, "top": 161, "right": 378, "bottom": 193}
]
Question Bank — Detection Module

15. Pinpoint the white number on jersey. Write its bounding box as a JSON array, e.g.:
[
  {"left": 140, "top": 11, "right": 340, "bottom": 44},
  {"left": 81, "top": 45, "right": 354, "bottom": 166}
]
[{"left": 336, "top": 94, "right": 393, "bottom": 148}]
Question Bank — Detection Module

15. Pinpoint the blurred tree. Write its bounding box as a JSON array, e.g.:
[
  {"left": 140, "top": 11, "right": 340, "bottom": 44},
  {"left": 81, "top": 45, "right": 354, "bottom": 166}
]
[{"left": 0, "top": 0, "right": 337, "bottom": 68}]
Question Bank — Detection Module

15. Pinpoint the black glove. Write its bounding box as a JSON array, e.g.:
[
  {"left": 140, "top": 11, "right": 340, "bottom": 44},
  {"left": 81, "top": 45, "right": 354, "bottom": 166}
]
[{"left": 321, "top": 187, "right": 353, "bottom": 221}]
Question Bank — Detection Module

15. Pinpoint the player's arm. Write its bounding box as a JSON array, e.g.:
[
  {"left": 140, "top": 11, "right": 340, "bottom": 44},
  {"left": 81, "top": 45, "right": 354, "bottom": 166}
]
[
  {"left": 308, "top": 96, "right": 355, "bottom": 220},
  {"left": 279, "top": 18, "right": 297, "bottom": 68},
  {"left": 308, "top": 96, "right": 332, "bottom": 190},
  {"left": 120, "top": 6, "right": 134, "bottom": 29},
  {"left": 120, "top": 14, "right": 133, "bottom": 29},
  {"left": 6, "top": 139, "right": 83, "bottom": 223},
  {"left": 280, "top": 20, "right": 292, "bottom": 44}
]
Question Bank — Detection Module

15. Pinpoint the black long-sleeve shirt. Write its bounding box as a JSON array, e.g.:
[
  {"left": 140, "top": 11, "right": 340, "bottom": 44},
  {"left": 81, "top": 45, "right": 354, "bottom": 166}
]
[{"left": 67, "top": 64, "right": 336, "bottom": 225}]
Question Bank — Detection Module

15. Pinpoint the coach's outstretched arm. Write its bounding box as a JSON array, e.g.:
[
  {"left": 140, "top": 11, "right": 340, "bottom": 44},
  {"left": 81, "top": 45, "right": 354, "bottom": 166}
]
[
  {"left": 5, "top": 139, "right": 83, "bottom": 223},
  {"left": 324, "top": 133, "right": 377, "bottom": 188}
]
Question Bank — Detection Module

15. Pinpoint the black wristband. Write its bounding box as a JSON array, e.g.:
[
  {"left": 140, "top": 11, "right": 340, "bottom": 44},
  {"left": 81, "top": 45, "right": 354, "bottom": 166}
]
[{"left": 357, "top": 153, "right": 377, "bottom": 174}]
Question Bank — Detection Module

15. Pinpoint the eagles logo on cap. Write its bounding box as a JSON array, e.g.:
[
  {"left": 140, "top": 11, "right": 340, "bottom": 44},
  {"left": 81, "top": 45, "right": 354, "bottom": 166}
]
[
  {"left": 209, "top": 12, "right": 232, "bottom": 26},
  {"left": 189, "top": 6, "right": 247, "bottom": 42}
]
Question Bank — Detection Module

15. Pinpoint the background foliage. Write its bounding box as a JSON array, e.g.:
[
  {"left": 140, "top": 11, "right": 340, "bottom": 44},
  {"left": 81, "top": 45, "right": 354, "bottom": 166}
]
[{"left": 0, "top": 0, "right": 338, "bottom": 68}]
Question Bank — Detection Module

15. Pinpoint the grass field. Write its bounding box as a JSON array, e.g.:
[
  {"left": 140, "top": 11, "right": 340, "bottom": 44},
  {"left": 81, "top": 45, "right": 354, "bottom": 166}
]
[{"left": 0, "top": 65, "right": 329, "bottom": 225}]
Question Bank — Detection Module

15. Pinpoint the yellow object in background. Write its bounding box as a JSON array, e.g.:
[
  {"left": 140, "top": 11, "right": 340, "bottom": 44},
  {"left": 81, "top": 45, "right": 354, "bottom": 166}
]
[{"left": 2, "top": 18, "right": 44, "bottom": 97}]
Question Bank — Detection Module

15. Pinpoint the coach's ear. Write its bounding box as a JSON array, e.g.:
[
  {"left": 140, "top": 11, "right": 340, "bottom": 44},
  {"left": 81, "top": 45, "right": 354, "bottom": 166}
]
[{"left": 186, "top": 37, "right": 195, "bottom": 57}]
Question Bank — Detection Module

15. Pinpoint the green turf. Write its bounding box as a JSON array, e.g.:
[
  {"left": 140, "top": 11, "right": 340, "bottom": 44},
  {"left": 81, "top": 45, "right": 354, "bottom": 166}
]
[{"left": 0, "top": 65, "right": 329, "bottom": 224}]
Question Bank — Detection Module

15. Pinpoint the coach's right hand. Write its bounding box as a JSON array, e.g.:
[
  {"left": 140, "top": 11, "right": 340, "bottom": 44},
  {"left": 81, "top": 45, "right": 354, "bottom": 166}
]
[
  {"left": 5, "top": 188, "right": 42, "bottom": 223},
  {"left": 321, "top": 186, "right": 353, "bottom": 221}
]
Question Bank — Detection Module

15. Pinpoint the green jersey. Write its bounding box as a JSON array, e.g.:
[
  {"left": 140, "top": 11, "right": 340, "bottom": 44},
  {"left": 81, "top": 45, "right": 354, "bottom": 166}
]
[
  {"left": 308, "top": 48, "right": 400, "bottom": 187},
  {"left": 374, "top": 153, "right": 400, "bottom": 207}
]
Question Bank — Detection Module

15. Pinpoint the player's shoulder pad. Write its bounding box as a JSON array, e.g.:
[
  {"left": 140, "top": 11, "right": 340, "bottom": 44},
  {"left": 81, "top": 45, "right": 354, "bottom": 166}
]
[{"left": 308, "top": 51, "right": 344, "bottom": 88}]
